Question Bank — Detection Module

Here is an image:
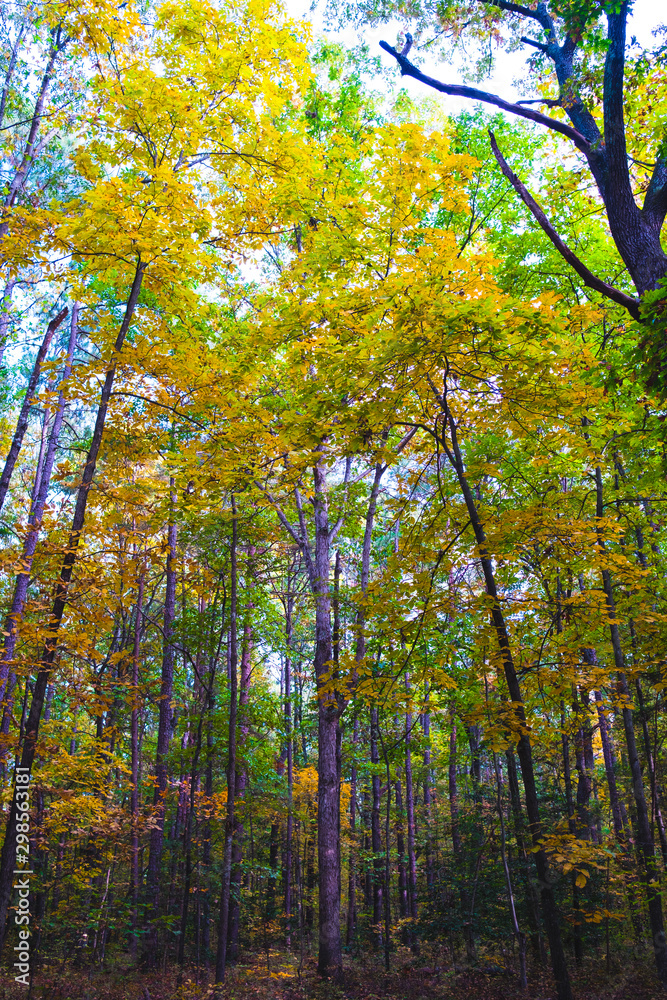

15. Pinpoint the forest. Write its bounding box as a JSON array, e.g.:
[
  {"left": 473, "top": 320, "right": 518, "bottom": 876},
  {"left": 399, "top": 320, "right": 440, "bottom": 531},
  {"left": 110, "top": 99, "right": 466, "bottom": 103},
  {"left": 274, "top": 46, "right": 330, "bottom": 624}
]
[{"left": 0, "top": 1, "right": 666, "bottom": 999}]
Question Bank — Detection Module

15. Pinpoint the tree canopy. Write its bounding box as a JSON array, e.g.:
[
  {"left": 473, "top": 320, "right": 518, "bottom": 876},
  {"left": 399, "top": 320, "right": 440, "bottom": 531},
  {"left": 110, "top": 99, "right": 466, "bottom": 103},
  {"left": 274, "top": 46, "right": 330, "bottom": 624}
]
[{"left": 0, "top": 3, "right": 666, "bottom": 1000}]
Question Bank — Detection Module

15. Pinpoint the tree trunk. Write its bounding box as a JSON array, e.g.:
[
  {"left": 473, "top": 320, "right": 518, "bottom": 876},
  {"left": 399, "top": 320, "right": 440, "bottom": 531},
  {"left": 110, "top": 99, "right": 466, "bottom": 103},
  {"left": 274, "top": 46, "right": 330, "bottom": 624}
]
[
  {"left": 143, "top": 492, "right": 178, "bottom": 964},
  {"left": 228, "top": 602, "right": 253, "bottom": 963},
  {"left": 405, "top": 679, "right": 419, "bottom": 952},
  {"left": 284, "top": 586, "right": 294, "bottom": 949},
  {"left": 593, "top": 463, "right": 667, "bottom": 986},
  {"left": 0, "top": 266, "right": 145, "bottom": 955},
  {"left": 440, "top": 409, "right": 572, "bottom": 1000},
  {"left": 0, "top": 304, "right": 77, "bottom": 712},
  {"left": 215, "top": 505, "right": 238, "bottom": 984},
  {"left": 0, "top": 306, "right": 67, "bottom": 514},
  {"left": 370, "top": 706, "right": 383, "bottom": 950},
  {"left": 130, "top": 571, "right": 144, "bottom": 957}
]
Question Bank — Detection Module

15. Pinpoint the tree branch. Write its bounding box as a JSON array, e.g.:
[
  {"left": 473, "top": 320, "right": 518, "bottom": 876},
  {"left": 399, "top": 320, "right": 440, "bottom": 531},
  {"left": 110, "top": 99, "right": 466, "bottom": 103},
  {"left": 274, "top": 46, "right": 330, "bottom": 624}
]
[
  {"left": 521, "top": 35, "right": 548, "bottom": 53},
  {"left": 378, "top": 41, "right": 592, "bottom": 158},
  {"left": 488, "top": 131, "right": 640, "bottom": 318},
  {"left": 478, "top": 0, "right": 550, "bottom": 28}
]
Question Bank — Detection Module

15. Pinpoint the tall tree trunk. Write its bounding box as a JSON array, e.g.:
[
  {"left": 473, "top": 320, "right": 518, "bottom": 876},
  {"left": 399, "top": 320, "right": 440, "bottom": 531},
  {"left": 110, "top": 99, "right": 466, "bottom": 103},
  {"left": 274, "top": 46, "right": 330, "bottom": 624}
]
[
  {"left": 0, "top": 263, "right": 144, "bottom": 956},
  {"left": 405, "top": 678, "right": 419, "bottom": 953},
  {"left": 370, "top": 706, "right": 383, "bottom": 950},
  {"left": 143, "top": 490, "right": 177, "bottom": 964},
  {"left": 130, "top": 570, "right": 144, "bottom": 957},
  {"left": 0, "top": 24, "right": 68, "bottom": 238},
  {"left": 284, "top": 585, "right": 294, "bottom": 949},
  {"left": 494, "top": 754, "right": 527, "bottom": 991},
  {"left": 395, "top": 777, "right": 408, "bottom": 942},
  {"left": 448, "top": 710, "right": 461, "bottom": 854},
  {"left": 228, "top": 597, "right": 253, "bottom": 963},
  {"left": 0, "top": 304, "right": 77, "bottom": 714},
  {"left": 215, "top": 505, "right": 238, "bottom": 984},
  {"left": 439, "top": 408, "right": 573, "bottom": 1000},
  {"left": 346, "top": 714, "right": 358, "bottom": 948},
  {"left": 422, "top": 689, "right": 434, "bottom": 895},
  {"left": 592, "top": 462, "right": 667, "bottom": 986}
]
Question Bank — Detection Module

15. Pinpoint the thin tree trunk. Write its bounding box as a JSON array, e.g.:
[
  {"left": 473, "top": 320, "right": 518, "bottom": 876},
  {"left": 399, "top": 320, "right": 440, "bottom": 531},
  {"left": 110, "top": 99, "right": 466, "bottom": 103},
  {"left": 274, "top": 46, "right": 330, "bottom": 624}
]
[
  {"left": 215, "top": 504, "right": 238, "bottom": 984},
  {"left": 448, "top": 709, "right": 461, "bottom": 854},
  {"left": 0, "top": 262, "right": 145, "bottom": 956},
  {"left": 592, "top": 461, "right": 667, "bottom": 986},
  {"left": 285, "top": 586, "right": 294, "bottom": 949},
  {"left": 0, "top": 280, "right": 16, "bottom": 367},
  {"left": 228, "top": 596, "right": 253, "bottom": 963},
  {"left": 493, "top": 754, "right": 527, "bottom": 991},
  {"left": 346, "top": 714, "right": 358, "bottom": 948},
  {"left": 0, "top": 15, "right": 27, "bottom": 129},
  {"left": 439, "top": 408, "right": 573, "bottom": 1000},
  {"left": 370, "top": 705, "right": 383, "bottom": 950},
  {"left": 0, "top": 24, "right": 67, "bottom": 237},
  {"left": 395, "top": 777, "right": 408, "bottom": 941},
  {"left": 405, "top": 678, "right": 419, "bottom": 953},
  {"left": 0, "top": 306, "right": 68, "bottom": 514},
  {"left": 422, "top": 689, "right": 434, "bottom": 894},
  {"left": 0, "top": 304, "right": 77, "bottom": 713},
  {"left": 130, "top": 570, "right": 144, "bottom": 957},
  {"left": 143, "top": 487, "right": 178, "bottom": 963}
]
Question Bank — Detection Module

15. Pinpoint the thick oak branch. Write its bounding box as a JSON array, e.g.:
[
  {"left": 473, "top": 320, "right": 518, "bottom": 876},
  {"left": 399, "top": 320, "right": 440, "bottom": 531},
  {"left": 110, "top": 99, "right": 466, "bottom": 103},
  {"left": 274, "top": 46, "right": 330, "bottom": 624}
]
[{"left": 489, "top": 132, "right": 640, "bottom": 318}]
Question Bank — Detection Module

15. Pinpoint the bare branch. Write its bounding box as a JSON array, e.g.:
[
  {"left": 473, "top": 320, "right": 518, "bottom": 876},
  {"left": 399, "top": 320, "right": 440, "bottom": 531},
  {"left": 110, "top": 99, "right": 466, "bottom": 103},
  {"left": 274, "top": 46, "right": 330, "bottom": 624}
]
[
  {"left": 488, "top": 131, "right": 640, "bottom": 319},
  {"left": 521, "top": 35, "right": 548, "bottom": 53},
  {"left": 378, "top": 41, "right": 592, "bottom": 158}
]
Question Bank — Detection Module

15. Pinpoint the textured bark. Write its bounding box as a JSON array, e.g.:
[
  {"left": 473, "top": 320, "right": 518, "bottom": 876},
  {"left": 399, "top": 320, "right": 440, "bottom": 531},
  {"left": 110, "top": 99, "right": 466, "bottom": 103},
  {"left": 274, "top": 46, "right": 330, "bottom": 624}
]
[
  {"left": 0, "top": 264, "right": 145, "bottom": 956},
  {"left": 380, "top": 3, "right": 667, "bottom": 308}
]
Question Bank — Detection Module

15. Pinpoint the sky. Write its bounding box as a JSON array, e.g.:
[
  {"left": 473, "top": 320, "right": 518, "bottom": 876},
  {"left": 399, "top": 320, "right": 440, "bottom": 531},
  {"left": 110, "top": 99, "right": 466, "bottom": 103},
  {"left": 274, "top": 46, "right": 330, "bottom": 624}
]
[{"left": 283, "top": 0, "right": 664, "bottom": 116}]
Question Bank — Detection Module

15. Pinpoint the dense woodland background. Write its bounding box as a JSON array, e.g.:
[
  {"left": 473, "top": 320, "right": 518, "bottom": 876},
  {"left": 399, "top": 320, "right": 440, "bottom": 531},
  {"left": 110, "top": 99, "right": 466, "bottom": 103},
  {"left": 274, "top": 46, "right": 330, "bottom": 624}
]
[{"left": 1, "top": 2, "right": 667, "bottom": 999}]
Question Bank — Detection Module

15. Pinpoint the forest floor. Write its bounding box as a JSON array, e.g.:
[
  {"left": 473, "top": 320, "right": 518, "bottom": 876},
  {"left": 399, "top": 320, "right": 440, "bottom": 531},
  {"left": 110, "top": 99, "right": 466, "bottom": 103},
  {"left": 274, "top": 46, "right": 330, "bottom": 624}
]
[{"left": 0, "top": 948, "right": 661, "bottom": 1000}]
